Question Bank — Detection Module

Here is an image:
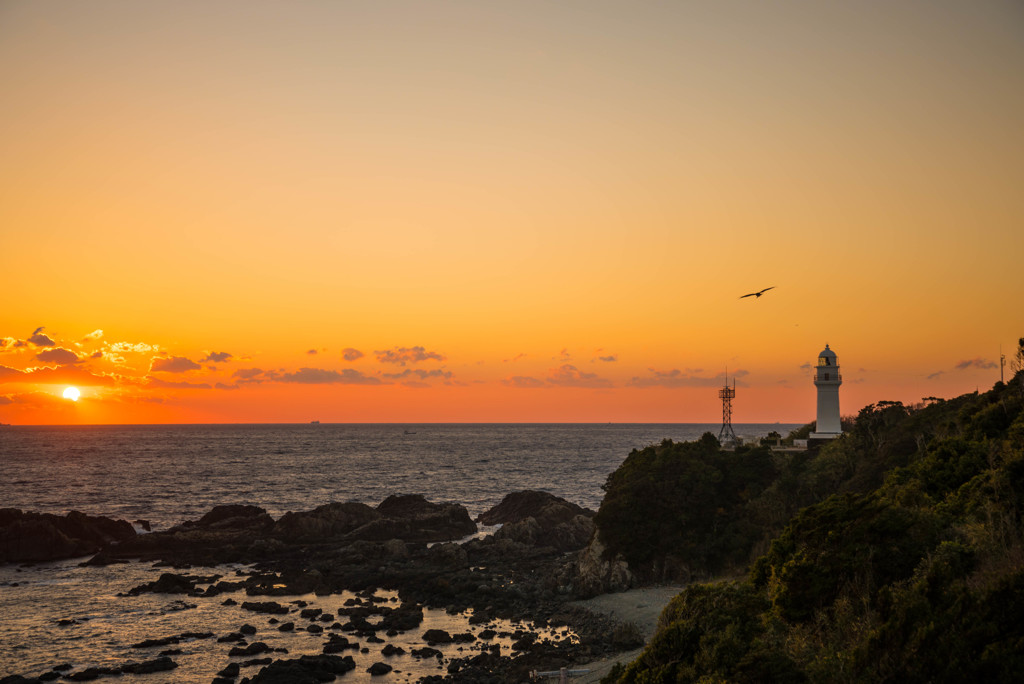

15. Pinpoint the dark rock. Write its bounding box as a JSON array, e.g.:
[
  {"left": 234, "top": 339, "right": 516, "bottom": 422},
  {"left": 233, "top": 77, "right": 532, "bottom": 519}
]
[
  {"left": 134, "top": 519, "right": 151, "bottom": 532},
  {"left": 131, "top": 635, "right": 179, "bottom": 648},
  {"left": 322, "top": 635, "right": 358, "bottom": 654},
  {"left": 217, "top": 662, "right": 240, "bottom": 677},
  {"left": 270, "top": 502, "right": 379, "bottom": 541},
  {"left": 0, "top": 509, "right": 136, "bottom": 563},
  {"left": 477, "top": 491, "right": 593, "bottom": 526},
  {"left": 411, "top": 647, "right": 443, "bottom": 659},
  {"left": 241, "top": 601, "right": 289, "bottom": 614},
  {"left": 306, "top": 624, "right": 323, "bottom": 634},
  {"left": 247, "top": 654, "right": 356, "bottom": 683},
  {"left": 422, "top": 629, "right": 453, "bottom": 644},
  {"left": 239, "top": 623, "right": 257, "bottom": 635},
  {"left": 382, "top": 644, "right": 406, "bottom": 656},
  {"left": 217, "top": 632, "right": 245, "bottom": 643},
  {"left": 228, "top": 642, "right": 272, "bottom": 657},
  {"left": 277, "top": 622, "right": 294, "bottom": 632},
  {"left": 197, "top": 505, "right": 273, "bottom": 529},
  {"left": 127, "top": 572, "right": 195, "bottom": 595},
  {"left": 478, "top": 491, "right": 596, "bottom": 551},
  {"left": 367, "top": 662, "right": 392, "bottom": 676},
  {"left": 379, "top": 604, "right": 423, "bottom": 632},
  {"left": 120, "top": 657, "right": 177, "bottom": 674},
  {"left": 299, "top": 607, "right": 321, "bottom": 619},
  {"left": 222, "top": 598, "right": 238, "bottom": 606}
]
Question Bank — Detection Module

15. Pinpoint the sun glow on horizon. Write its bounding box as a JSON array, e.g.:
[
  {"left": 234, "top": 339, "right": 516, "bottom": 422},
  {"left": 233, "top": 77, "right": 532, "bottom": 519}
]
[{"left": 62, "top": 386, "right": 80, "bottom": 402}]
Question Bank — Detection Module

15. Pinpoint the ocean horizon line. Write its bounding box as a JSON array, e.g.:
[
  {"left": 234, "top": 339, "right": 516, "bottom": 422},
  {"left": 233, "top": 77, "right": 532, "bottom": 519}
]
[{"left": 1, "top": 420, "right": 805, "bottom": 428}]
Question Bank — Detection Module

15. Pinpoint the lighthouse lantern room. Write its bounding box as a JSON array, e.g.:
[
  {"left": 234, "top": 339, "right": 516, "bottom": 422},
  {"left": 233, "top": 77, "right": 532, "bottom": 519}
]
[{"left": 811, "top": 344, "right": 843, "bottom": 439}]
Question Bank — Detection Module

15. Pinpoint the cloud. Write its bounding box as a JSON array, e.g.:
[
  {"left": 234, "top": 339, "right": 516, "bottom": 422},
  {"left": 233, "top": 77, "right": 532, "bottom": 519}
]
[
  {"left": 215, "top": 382, "right": 240, "bottom": 391},
  {"left": 927, "top": 371, "right": 945, "bottom": 380},
  {"left": 0, "top": 365, "right": 115, "bottom": 386},
  {"left": 35, "top": 348, "right": 82, "bottom": 365},
  {"left": 200, "top": 351, "right": 233, "bottom": 363},
  {"left": 150, "top": 356, "right": 201, "bottom": 373},
  {"left": 0, "top": 395, "right": 12, "bottom": 405},
  {"left": 799, "top": 362, "right": 813, "bottom": 371},
  {"left": 502, "top": 375, "right": 547, "bottom": 388},
  {"left": 147, "top": 377, "right": 212, "bottom": 390},
  {"left": 91, "top": 351, "right": 103, "bottom": 359},
  {"left": 28, "top": 327, "right": 55, "bottom": 347},
  {"left": 955, "top": 358, "right": 997, "bottom": 370},
  {"left": 233, "top": 368, "right": 268, "bottom": 382},
  {"left": 0, "top": 366, "right": 22, "bottom": 381},
  {"left": 547, "top": 364, "right": 613, "bottom": 388},
  {"left": 375, "top": 346, "right": 445, "bottom": 366},
  {"left": 342, "top": 348, "right": 364, "bottom": 361},
  {"left": 278, "top": 367, "right": 383, "bottom": 385},
  {"left": 596, "top": 355, "right": 618, "bottom": 363},
  {"left": 82, "top": 330, "right": 104, "bottom": 342},
  {"left": 109, "top": 341, "right": 159, "bottom": 354},
  {"left": 628, "top": 368, "right": 748, "bottom": 388},
  {"left": 382, "top": 368, "right": 453, "bottom": 381},
  {"left": 503, "top": 353, "right": 527, "bottom": 363},
  {"left": 306, "top": 349, "right": 319, "bottom": 355},
  {"left": 401, "top": 380, "right": 431, "bottom": 389}
]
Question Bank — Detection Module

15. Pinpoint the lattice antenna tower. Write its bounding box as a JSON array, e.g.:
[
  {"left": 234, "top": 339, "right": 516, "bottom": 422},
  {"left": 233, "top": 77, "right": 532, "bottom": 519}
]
[{"left": 718, "top": 369, "right": 738, "bottom": 446}]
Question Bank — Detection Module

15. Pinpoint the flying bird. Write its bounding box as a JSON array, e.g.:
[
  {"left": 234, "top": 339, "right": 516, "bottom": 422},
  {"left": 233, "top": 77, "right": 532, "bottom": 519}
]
[{"left": 740, "top": 286, "right": 775, "bottom": 299}]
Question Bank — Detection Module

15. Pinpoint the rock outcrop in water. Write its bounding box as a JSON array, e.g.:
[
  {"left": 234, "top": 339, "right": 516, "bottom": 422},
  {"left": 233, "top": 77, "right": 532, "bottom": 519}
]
[
  {"left": 104, "top": 495, "right": 477, "bottom": 565},
  {"left": 476, "top": 491, "right": 596, "bottom": 552},
  {"left": 0, "top": 509, "right": 136, "bottom": 563}
]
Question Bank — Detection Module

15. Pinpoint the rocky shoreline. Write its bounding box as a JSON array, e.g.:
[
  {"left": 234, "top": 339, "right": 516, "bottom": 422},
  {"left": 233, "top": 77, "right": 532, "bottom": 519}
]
[{"left": 1, "top": 492, "right": 650, "bottom": 683}]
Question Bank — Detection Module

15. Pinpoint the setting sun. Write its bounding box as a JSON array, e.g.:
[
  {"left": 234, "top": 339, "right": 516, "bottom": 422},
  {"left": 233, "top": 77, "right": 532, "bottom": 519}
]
[{"left": 62, "top": 386, "right": 80, "bottom": 401}]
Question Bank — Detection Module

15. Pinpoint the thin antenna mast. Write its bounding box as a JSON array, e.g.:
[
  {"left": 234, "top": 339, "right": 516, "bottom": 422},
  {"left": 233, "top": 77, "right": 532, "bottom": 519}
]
[{"left": 718, "top": 368, "right": 738, "bottom": 447}]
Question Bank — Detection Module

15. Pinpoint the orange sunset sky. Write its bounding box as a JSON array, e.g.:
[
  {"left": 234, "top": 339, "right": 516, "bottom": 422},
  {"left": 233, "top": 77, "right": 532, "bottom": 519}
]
[{"left": 1, "top": 1, "right": 1022, "bottom": 425}]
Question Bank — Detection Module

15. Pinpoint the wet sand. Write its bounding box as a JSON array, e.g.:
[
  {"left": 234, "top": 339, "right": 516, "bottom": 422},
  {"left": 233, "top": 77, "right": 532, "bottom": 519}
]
[{"left": 565, "top": 585, "right": 686, "bottom": 683}]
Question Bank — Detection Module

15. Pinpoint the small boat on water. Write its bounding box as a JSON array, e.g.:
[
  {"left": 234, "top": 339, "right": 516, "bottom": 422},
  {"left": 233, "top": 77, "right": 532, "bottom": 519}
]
[{"left": 310, "top": 420, "right": 320, "bottom": 424}]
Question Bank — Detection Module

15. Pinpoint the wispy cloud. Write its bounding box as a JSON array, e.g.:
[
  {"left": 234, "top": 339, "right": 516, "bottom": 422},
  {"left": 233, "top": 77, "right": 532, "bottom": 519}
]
[
  {"left": 35, "top": 348, "right": 82, "bottom": 366},
  {"left": 147, "top": 377, "right": 212, "bottom": 390},
  {"left": 955, "top": 358, "right": 997, "bottom": 370},
  {"left": 927, "top": 370, "right": 945, "bottom": 380},
  {"left": 628, "top": 368, "right": 748, "bottom": 388},
  {"left": 382, "top": 368, "right": 453, "bottom": 381},
  {"left": 278, "top": 367, "right": 384, "bottom": 385},
  {"left": 109, "top": 341, "right": 159, "bottom": 354},
  {"left": 547, "top": 364, "right": 612, "bottom": 388},
  {"left": 342, "top": 348, "right": 364, "bottom": 361},
  {"left": 0, "top": 365, "right": 115, "bottom": 386},
  {"left": 503, "top": 353, "right": 527, "bottom": 363},
  {"left": 150, "top": 356, "right": 201, "bottom": 373},
  {"left": 82, "top": 330, "right": 104, "bottom": 342},
  {"left": 28, "top": 327, "right": 55, "bottom": 347},
  {"left": 306, "top": 348, "right": 319, "bottom": 355},
  {"left": 375, "top": 346, "right": 445, "bottom": 366},
  {"left": 200, "top": 351, "right": 233, "bottom": 363},
  {"left": 502, "top": 375, "right": 547, "bottom": 388}
]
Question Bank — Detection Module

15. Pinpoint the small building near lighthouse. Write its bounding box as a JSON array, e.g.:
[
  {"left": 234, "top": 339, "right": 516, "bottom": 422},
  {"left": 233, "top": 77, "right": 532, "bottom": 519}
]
[{"left": 810, "top": 343, "right": 843, "bottom": 442}]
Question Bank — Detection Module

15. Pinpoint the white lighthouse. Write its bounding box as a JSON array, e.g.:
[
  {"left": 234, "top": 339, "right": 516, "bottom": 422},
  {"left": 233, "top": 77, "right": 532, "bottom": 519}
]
[{"left": 811, "top": 344, "right": 843, "bottom": 439}]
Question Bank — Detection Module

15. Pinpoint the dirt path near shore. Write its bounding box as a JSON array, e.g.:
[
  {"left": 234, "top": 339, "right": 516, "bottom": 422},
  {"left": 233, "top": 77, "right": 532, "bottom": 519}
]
[{"left": 564, "top": 585, "right": 686, "bottom": 683}]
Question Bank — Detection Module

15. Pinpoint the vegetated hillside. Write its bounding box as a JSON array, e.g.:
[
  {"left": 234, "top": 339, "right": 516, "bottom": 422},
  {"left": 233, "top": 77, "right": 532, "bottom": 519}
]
[{"left": 601, "top": 373, "right": 1024, "bottom": 683}]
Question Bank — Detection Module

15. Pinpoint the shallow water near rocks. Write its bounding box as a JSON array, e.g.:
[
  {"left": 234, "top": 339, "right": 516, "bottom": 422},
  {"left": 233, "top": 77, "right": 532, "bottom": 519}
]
[{"left": 0, "top": 558, "right": 575, "bottom": 682}]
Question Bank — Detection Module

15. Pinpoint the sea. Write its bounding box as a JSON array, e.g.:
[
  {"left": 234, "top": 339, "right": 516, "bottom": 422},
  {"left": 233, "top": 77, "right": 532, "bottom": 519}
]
[{"left": 0, "top": 423, "right": 796, "bottom": 682}]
